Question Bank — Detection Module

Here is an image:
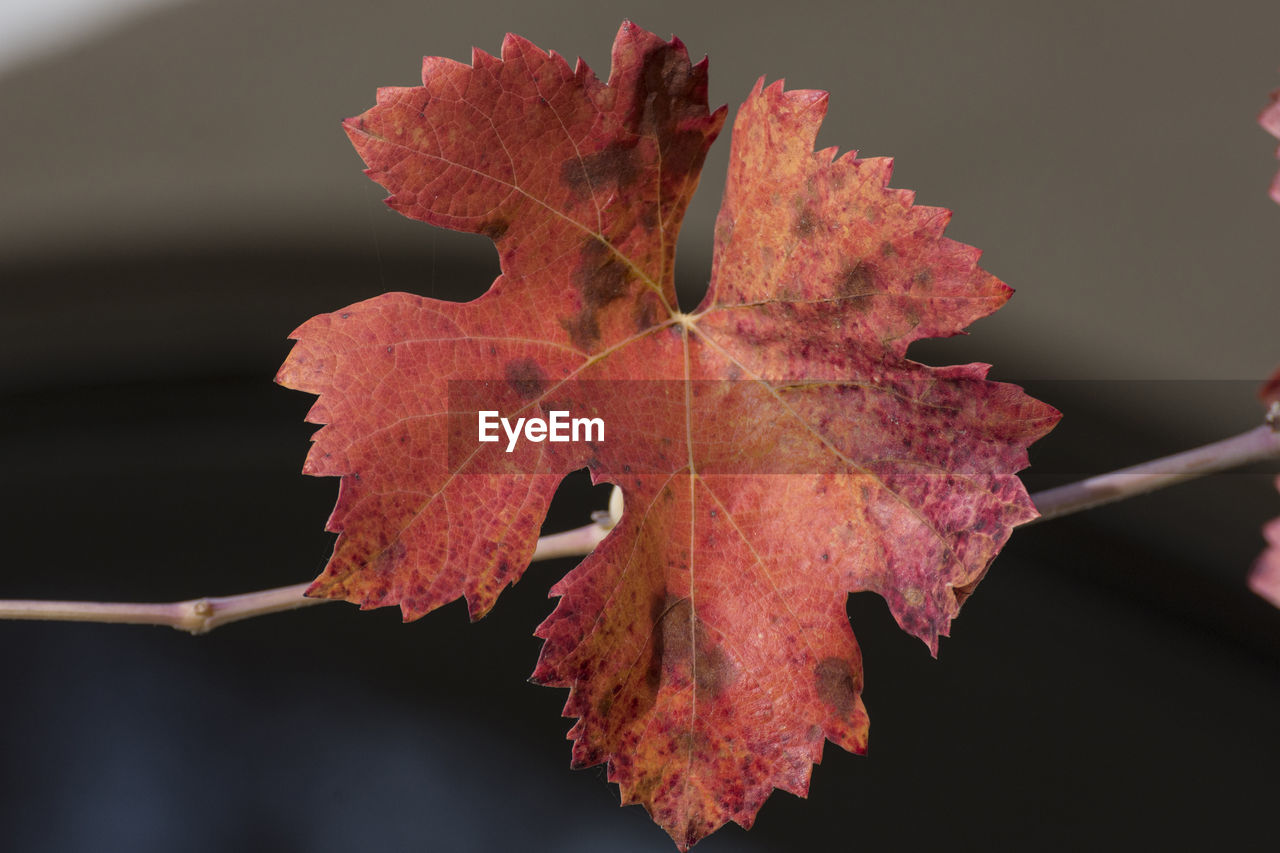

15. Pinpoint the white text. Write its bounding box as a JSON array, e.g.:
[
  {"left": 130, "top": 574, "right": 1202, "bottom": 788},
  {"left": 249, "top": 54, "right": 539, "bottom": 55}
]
[{"left": 477, "top": 410, "right": 605, "bottom": 452}]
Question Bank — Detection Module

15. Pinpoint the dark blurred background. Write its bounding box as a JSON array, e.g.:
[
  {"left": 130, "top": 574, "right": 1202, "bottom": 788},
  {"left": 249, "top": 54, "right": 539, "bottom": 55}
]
[{"left": 2, "top": 1, "right": 1279, "bottom": 850}]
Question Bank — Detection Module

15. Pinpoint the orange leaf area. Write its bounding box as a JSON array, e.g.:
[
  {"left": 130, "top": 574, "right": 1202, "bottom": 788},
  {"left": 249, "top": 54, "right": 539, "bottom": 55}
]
[{"left": 277, "top": 22, "right": 1059, "bottom": 848}]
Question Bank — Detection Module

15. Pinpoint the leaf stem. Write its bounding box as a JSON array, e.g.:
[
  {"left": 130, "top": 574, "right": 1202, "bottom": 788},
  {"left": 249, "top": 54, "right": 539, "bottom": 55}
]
[{"left": 1, "top": 426, "right": 1276, "bottom": 633}]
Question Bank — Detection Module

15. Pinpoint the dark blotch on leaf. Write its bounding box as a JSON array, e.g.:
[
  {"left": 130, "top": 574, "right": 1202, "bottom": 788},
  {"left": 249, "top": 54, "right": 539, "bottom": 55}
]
[
  {"left": 504, "top": 357, "right": 548, "bottom": 400},
  {"left": 795, "top": 206, "right": 819, "bottom": 237},
  {"left": 695, "top": 644, "right": 734, "bottom": 701},
  {"left": 643, "top": 593, "right": 670, "bottom": 693},
  {"left": 479, "top": 217, "right": 510, "bottom": 241},
  {"left": 647, "top": 595, "right": 735, "bottom": 700},
  {"left": 838, "top": 260, "right": 879, "bottom": 299},
  {"left": 815, "top": 657, "right": 857, "bottom": 715},
  {"left": 579, "top": 241, "right": 630, "bottom": 307},
  {"left": 637, "top": 45, "right": 693, "bottom": 133},
  {"left": 562, "top": 240, "right": 632, "bottom": 348},
  {"left": 562, "top": 314, "right": 600, "bottom": 351},
  {"left": 632, "top": 292, "right": 661, "bottom": 333},
  {"left": 561, "top": 142, "right": 638, "bottom": 196}
]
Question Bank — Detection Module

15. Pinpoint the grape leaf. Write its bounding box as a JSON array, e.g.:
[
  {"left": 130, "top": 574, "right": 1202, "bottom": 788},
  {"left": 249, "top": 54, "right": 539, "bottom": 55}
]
[
  {"left": 277, "top": 22, "right": 1059, "bottom": 848},
  {"left": 1251, "top": 89, "right": 1280, "bottom": 605},
  {"left": 1250, "top": 476, "right": 1280, "bottom": 609},
  {"left": 1263, "top": 85, "right": 1280, "bottom": 204},
  {"left": 1261, "top": 369, "right": 1280, "bottom": 410},
  {"left": 1250, "top": 369, "right": 1280, "bottom": 608}
]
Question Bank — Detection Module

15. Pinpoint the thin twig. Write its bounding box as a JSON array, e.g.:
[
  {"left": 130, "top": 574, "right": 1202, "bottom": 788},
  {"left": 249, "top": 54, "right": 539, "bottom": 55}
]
[
  {"left": 0, "top": 520, "right": 612, "bottom": 634},
  {"left": 0, "top": 582, "right": 320, "bottom": 635},
  {"left": 1029, "top": 423, "right": 1280, "bottom": 523},
  {"left": 1, "top": 425, "right": 1277, "bottom": 633}
]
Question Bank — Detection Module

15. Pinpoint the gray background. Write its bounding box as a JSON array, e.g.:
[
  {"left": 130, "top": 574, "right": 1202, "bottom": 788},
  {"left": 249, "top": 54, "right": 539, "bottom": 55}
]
[{"left": 2, "top": 2, "right": 1278, "bottom": 850}]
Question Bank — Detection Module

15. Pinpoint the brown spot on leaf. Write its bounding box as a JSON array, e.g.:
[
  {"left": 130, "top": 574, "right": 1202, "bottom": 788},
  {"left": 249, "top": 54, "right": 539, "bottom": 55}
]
[
  {"left": 795, "top": 206, "right": 819, "bottom": 237},
  {"left": 562, "top": 239, "right": 632, "bottom": 348},
  {"left": 643, "top": 593, "right": 669, "bottom": 694},
  {"left": 562, "top": 310, "right": 599, "bottom": 350},
  {"left": 815, "top": 657, "right": 857, "bottom": 715},
  {"left": 478, "top": 217, "right": 510, "bottom": 241},
  {"left": 561, "top": 143, "right": 638, "bottom": 196},
  {"left": 579, "top": 241, "right": 630, "bottom": 307},
  {"left": 838, "top": 260, "right": 879, "bottom": 299},
  {"left": 632, "top": 292, "right": 661, "bottom": 332},
  {"left": 504, "top": 357, "right": 547, "bottom": 400},
  {"left": 636, "top": 45, "right": 694, "bottom": 134},
  {"left": 695, "top": 644, "right": 734, "bottom": 701},
  {"left": 647, "top": 595, "right": 736, "bottom": 700}
]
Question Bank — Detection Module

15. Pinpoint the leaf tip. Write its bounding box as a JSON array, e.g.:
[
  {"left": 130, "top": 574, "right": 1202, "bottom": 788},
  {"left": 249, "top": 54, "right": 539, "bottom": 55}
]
[
  {"left": 526, "top": 670, "right": 547, "bottom": 687},
  {"left": 302, "top": 578, "right": 330, "bottom": 601},
  {"left": 464, "top": 592, "right": 499, "bottom": 623}
]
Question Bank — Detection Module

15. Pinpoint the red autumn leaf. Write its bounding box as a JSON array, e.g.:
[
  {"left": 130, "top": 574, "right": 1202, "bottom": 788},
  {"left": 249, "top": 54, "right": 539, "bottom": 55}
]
[
  {"left": 1262, "top": 86, "right": 1280, "bottom": 204},
  {"left": 1250, "top": 369, "right": 1280, "bottom": 608},
  {"left": 1262, "top": 367, "right": 1280, "bottom": 410},
  {"left": 1252, "top": 79, "right": 1280, "bottom": 602},
  {"left": 277, "top": 22, "right": 1059, "bottom": 848},
  {"left": 1250, "top": 476, "right": 1280, "bottom": 609}
]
